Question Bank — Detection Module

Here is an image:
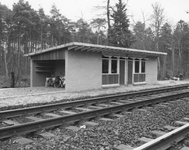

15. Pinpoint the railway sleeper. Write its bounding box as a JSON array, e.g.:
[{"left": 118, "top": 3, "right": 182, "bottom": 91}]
[
  {"left": 164, "top": 125, "right": 178, "bottom": 131},
  {"left": 74, "top": 107, "right": 93, "bottom": 112},
  {"left": 58, "top": 110, "right": 77, "bottom": 115},
  {"left": 43, "top": 113, "right": 62, "bottom": 118},
  {"left": 138, "top": 137, "right": 153, "bottom": 143},
  {"left": 175, "top": 121, "right": 189, "bottom": 126},
  {"left": 113, "top": 144, "right": 134, "bottom": 150},
  {"left": 36, "top": 132, "right": 55, "bottom": 139},
  {"left": 13, "top": 137, "right": 33, "bottom": 145},
  {"left": 83, "top": 121, "right": 99, "bottom": 127},
  {"left": 151, "top": 130, "right": 167, "bottom": 137},
  {"left": 3, "top": 120, "right": 20, "bottom": 126},
  {"left": 25, "top": 116, "right": 44, "bottom": 122},
  {"left": 65, "top": 126, "right": 80, "bottom": 132}
]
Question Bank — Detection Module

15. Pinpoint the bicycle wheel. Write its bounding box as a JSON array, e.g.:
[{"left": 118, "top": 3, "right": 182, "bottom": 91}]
[{"left": 54, "top": 81, "right": 60, "bottom": 88}]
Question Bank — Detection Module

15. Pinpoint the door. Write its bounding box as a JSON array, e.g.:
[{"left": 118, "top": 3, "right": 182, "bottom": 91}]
[
  {"left": 128, "top": 60, "right": 133, "bottom": 84},
  {"left": 119, "top": 60, "right": 125, "bottom": 85}
]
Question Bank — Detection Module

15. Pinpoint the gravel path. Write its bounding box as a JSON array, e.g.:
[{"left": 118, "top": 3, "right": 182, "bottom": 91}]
[{"left": 0, "top": 80, "right": 188, "bottom": 108}]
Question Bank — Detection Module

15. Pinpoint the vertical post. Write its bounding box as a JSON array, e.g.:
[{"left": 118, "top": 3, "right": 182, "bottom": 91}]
[
  {"left": 125, "top": 58, "right": 128, "bottom": 85},
  {"left": 108, "top": 56, "right": 111, "bottom": 74},
  {"left": 139, "top": 58, "right": 141, "bottom": 73},
  {"left": 132, "top": 58, "right": 135, "bottom": 84},
  {"left": 117, "top": 57, "right": 120, "bottom": 74},
  {"left": 117, "top": 57, "right": 120, "bottom": 85},
  {"left": 65, "top": 50, "right": 69, "bottom": 91},
  {"left": 11, "top": 72, "right": 15, "bottom": 88},
  {"left": 30, "top": 59, "right": 33, "bottom": 87}
]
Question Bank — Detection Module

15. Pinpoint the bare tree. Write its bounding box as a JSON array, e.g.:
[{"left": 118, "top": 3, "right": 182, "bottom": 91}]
[
  {"left": 91, "top": 18, "right": 106, "bottom": 44},
  {"left": 131, "top": 11, "right": 151, "bottom": 50},
  {"left": 150, "top": 2, "right": 165, "bottom": 52},
  {"left": 150, "top": 2, "right": 165, "bottom": 77},
  {"left": 107, "top": 0, "right": 111, "bottom": 42},
  {"left": 93, "top": 0, "right": 117, "bottom": 45}
]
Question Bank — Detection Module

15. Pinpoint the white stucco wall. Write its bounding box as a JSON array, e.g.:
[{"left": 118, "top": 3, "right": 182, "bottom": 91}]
[
  {"left": 146, "top": 57, "right": 158, "bottom": 84},
  {"left": 65, "top": 50, "right": 102, "bottom": 91}
]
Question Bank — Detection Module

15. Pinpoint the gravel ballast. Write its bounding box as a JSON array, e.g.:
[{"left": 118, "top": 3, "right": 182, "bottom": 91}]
[
  {"left": 0, "top": 80, "right": 189, "bottom": 149},
  {"left": 1, "top": 97, "right": 189, "bottom": 149}
]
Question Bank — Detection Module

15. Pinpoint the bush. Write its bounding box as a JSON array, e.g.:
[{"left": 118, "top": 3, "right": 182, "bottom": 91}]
[
  {"left": 0, "top": 76, "right": 11, "bottom": 88},
  {"left": 15, "top": 75, "right": 30, "bottom": 87},
  {"left": 0, "top": 75, "right": 30, "bottom": 88}
]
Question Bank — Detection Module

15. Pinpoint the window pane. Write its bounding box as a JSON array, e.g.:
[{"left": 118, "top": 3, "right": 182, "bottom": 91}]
[
  {"left": 135, "top": 60, "right": 140, "bottom": 73},
  {"left": 141, "top": 61, "right": 145, "bottom": 73},
  {"left": 111, "top": 59, "right": 117, "bottom": 73},
  {"left": 102, "top": 59, "right": 109, "bottom": 73}
]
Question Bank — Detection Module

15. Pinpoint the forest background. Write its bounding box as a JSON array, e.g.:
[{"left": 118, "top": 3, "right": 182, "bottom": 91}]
[{"left": 0, "top": 0, "right": 189, "bottom": 87}]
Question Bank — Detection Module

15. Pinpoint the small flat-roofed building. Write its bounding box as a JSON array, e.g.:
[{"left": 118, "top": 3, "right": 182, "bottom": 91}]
[{"left": 25, "top": 42, "right": 167, "bottom": 91}]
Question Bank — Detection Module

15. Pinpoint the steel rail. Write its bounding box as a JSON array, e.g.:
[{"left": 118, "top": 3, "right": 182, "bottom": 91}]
[
  {"left": 134, "top": 123, "right": 189, "bottom": 150},
  {"left": 0, "top": 91, "right": 189, "bottom": 139},
  {"left": 0, "top": 84, "right": 188, "bottom": 119}
]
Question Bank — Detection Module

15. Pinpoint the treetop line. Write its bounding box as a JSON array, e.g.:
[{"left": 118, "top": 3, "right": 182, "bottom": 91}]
[{"left": 0, "top": 0, "right": 189, "bottom": 83}]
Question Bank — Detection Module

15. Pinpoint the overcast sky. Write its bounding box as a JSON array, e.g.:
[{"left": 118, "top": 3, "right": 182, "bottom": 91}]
[{"left": 1, "top": 0, "right": 189, "bottom": 26}]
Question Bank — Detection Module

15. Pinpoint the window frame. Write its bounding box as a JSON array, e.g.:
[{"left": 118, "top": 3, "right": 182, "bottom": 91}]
[
  {"left": 133, "top": 58, "right": 146, "bottom": 83},
  {"left": 141, "top": 59, "right": 145, "bottom": 73},
  {"left": 102, "top": 56, "right": 119, "bottom": 74},
  {"left": 133, "top": 58, "right": 146, "bottom": 74},
  {"left": 102, "top": 58, "right": 109, "bottom": 74},
  {"left": 134, "top": 59, "right": 140, "bottom": 73},
  {"left": 111, "top": 57, "right": 118, "bottom": 74}
]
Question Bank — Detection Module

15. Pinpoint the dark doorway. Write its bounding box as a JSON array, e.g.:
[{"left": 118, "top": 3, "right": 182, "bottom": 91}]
[
  {"left": 119, "top": 60, "right": 125, "bottom": 85},
  {"left": 128, "top": 60, "right": 133, "bottom": 84}
]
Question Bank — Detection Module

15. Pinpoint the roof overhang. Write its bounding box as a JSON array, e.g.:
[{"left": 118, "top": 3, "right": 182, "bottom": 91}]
[{"left": 24, "top": 42, "right": 167, "bottom": 58}]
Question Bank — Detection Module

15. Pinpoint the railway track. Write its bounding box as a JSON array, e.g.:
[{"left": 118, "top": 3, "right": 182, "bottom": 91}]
[
  {"left": 0, "top": 84, "right": 188, "bottom": 119},
  {"left": 132, "top": 118, "right": 189, "bottom": 150},
  {"left": 0, "top": 84, "right": 189, "bottom": 148},
  {"left": 127, "top": 104, "right": 189, "bottom": 150}
]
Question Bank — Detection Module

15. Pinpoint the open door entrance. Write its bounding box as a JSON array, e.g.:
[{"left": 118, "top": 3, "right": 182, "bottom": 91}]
[
  {"left": 119, "top": 60, "right": 125, "bottom": 85},
  {"left": 128, "top": 60, "right": 133, "bottom": 84}
]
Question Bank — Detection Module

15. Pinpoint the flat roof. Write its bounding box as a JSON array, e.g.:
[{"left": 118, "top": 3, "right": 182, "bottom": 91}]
[{"left": 24, "top": 42, "right": 167, "bottom": 57}]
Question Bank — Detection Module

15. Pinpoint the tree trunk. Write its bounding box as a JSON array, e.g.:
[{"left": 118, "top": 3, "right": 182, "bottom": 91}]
[
  {"left": 17, "top": 26, "right": 22, "bottom": 86},
  {"left": 3, "top": 45, "right": 8, "bottom": 77},
  {"left": 41, "top": 24, "right": 43, "bottom": 49},
  {"left": 3, "top": 32, "right": 11, "bottom": 78},
  {"left": 177, "top": 41, "right": 182, "bottom": 75},
  {"left": 171, "top": 45, "right": 175, "bottom": 77},
  {"left": 107, "top": 0, "right": 111, "bottom": 45}
]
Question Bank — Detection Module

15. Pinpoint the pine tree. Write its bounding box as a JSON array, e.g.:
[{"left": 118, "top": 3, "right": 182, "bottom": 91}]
[{"left": 109, "top": 0, "right": 134, "bottom": 47}]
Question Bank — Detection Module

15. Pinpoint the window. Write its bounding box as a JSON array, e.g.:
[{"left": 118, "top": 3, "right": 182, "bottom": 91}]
[
  {"left": 111, "top": 59, "right": 117, "bottom": 73},
  {"left": 133, "top": 58, "right": 146, "bottom": 83},
  {"left": 135, "top": 59, "right": 140, "bottom": 73},
  {"left": 102, "top": 59, "right": 109, "bottom": 73},
  {"left": 141, "top": 61, "right": 145, "bottom": 73},
  {"left": 102, "top": 56, "right": 119, "bottom": 85},
  {"left": 102, "top": 56, "right": 119, "bottom": 74},
  {"left": 134, "top": 59, "right": 145, "bottom": 74}
]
